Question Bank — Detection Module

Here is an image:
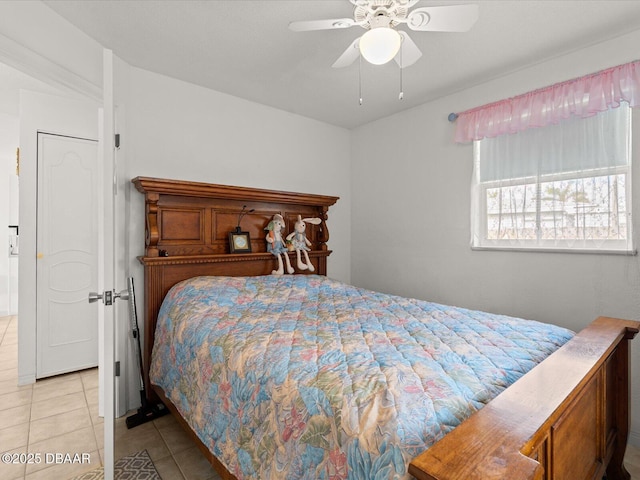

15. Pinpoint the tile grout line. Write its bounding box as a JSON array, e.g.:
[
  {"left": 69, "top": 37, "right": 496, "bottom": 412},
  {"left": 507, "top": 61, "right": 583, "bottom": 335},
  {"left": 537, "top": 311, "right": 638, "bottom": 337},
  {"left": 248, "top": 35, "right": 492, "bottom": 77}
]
[
  {"left": 155, "top": 423, "right": 188, "bottom": 480},
  {"left": 3, "top": 315, "right": 28, "bottom": 480},
  {"left": 23, "top": 318, "right": 31, "bottom": 480},
  {"left": 83, "top": 375, "right": 103, "bottom": 468}
]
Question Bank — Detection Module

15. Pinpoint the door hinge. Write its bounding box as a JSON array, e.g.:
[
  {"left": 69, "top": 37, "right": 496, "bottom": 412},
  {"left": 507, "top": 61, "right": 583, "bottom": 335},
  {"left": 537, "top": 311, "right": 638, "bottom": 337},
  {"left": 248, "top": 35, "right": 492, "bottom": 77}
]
[
  {"left": 115, "top": 133, "right": 120, "bottom": 149},
  {"left": 115, "top": 361, "right": 120, "bottom": 377}
]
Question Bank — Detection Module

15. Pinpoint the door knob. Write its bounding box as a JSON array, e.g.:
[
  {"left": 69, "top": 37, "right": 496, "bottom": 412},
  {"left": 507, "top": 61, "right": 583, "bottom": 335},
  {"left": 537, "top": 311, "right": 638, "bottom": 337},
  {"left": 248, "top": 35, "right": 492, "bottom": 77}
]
[
  {"left": 88, "top": 289, "right": 128, "bottom": 305},
  {"left": 88, "top": 292, "right": 106, "bottom": 303},
  {"left": 113, "top": 289, "right": 129, "bottom": 301}
]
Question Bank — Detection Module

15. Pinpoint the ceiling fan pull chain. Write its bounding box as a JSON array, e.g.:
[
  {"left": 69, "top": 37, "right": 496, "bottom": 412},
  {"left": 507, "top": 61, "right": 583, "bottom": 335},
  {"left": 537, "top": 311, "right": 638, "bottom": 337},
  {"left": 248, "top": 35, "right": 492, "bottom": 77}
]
[
  {"left": 399, "top": 41, "right": 404, "bottom": 100},
  {"left": 359, "top": 53, "right": 364, "bottom": 105}
]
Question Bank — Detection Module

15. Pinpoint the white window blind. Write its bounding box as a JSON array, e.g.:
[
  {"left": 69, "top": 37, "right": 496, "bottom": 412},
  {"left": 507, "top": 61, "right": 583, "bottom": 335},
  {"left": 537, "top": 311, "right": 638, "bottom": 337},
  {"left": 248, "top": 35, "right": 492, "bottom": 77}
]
[{"left": 471, "top": 104, "right": 633, "bottom": 253}]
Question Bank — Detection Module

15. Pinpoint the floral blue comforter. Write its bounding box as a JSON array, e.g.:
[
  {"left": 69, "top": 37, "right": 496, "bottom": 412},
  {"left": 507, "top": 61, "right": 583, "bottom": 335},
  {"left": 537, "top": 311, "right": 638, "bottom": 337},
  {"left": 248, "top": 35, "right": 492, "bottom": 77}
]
[{"left": 150, "top": 275, "right": 573, "bottom": 480}]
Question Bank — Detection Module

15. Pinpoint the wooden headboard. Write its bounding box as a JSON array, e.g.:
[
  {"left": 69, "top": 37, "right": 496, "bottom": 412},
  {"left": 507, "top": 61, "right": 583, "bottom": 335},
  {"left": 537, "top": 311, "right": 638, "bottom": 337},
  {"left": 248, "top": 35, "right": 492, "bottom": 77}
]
[{"left": 132, "top": 176, "right": 339, "bottom": 400}]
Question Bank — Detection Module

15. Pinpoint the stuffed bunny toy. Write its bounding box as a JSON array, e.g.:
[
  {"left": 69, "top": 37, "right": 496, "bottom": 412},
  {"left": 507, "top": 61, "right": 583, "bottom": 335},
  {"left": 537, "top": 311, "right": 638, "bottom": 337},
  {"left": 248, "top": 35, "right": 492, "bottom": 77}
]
[
  {"left": 286, "top": 215, "right": 321, "bottom": 272},
  {"left": 265, "top": 213, "right": 294, "bottom": 275}
]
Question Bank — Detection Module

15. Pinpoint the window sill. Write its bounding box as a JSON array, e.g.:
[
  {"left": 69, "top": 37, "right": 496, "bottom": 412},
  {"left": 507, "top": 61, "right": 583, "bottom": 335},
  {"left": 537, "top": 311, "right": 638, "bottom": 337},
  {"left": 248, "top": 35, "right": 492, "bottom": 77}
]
[{"left": 471, "top": 246, "right": 637, "bottom": 255}]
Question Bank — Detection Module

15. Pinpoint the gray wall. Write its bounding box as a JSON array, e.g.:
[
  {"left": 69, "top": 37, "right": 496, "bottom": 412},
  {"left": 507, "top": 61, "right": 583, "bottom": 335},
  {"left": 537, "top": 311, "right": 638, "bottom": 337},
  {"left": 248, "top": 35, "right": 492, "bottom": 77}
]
[
  {"left": 119, "top": 66, "right": 352, "bottom": 410},
  {"left": 0, "top": 113, "right": 18, "bottom": 316},
  {"left": 123, "top": 66, "right": 352, "bottom": 287},
  {"left": 351, "top": 29, "right": 640, "bottom": 445}
]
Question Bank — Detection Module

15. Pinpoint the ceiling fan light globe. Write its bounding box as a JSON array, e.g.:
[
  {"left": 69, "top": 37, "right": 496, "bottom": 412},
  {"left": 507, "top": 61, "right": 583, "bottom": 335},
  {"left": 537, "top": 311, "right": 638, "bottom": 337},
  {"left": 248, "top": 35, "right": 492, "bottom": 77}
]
[{"left": 359, "top": 27, "right": 401, "bottom": 65}]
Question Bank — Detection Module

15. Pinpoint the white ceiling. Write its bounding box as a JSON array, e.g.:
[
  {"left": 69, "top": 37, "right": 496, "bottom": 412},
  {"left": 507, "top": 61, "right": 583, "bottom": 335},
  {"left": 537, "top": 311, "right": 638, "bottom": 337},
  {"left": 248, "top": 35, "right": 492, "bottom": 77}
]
[{"left": 42, "top": 0, "right": 640, "bottom": 129}]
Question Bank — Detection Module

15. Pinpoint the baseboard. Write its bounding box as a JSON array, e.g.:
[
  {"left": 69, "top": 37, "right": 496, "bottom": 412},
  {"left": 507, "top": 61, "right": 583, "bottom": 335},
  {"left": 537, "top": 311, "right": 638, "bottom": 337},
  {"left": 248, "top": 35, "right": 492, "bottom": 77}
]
[
  {"left": 629, "top": 429, "right": 640, "bottom": 447},
  {"left": 18, "top": 373, "right": 36, "bottom": 386}
]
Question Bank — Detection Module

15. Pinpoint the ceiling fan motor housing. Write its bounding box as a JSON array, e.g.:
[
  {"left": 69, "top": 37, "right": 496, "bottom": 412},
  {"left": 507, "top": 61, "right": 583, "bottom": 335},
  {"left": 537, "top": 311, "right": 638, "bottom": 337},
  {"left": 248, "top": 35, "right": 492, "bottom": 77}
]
[{"left": 354, "top": 0, "right": 409, "bottom": 29}]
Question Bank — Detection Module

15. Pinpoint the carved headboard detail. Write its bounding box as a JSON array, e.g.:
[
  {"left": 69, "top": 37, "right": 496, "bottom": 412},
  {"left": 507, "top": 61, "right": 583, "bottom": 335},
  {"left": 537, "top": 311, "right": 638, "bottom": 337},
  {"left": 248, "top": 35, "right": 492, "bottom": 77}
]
[{"left": 133, "top": 177, "right": 338, "bottom": 258}]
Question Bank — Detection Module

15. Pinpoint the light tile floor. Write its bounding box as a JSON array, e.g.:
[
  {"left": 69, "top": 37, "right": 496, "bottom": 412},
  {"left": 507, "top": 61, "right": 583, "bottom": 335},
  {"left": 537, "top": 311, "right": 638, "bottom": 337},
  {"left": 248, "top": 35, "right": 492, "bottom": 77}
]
[
  {"left": 1, "top": 314, "right": 639, "bottom": 479},
  {"left": 628, "top": 445, "right": 640, "bottom": 479},
  {"left": 0, "top": 315, "right": 219, "bottom": 480}
]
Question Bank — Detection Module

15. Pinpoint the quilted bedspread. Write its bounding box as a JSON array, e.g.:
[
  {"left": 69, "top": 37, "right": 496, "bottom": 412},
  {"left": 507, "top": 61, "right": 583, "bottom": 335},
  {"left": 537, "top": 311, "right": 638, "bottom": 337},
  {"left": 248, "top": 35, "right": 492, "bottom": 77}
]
[{"left": 150, "top": 275, "right": 574, "bottom": 480}]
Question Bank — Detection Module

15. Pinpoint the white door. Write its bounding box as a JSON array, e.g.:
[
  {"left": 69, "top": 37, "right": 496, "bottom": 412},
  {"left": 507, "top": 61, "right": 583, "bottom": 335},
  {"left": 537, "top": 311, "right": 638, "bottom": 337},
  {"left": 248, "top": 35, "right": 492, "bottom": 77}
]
[{"left": 36, "top": 133, "right": 99, "bottom": 378}]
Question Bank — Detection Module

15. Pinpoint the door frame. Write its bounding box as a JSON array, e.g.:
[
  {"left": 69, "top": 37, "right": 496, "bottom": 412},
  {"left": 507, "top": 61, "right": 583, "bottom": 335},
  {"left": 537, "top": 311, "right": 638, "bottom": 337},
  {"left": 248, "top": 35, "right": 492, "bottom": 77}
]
[
  {"left": 0, "top": 36, "right": 117, "bottom": 480},
  {"left": 101, "top": 48, "right": 116, "bottom": 480},
  {"left": 35, "top": 131, "right": 100, "bottom": 378}
]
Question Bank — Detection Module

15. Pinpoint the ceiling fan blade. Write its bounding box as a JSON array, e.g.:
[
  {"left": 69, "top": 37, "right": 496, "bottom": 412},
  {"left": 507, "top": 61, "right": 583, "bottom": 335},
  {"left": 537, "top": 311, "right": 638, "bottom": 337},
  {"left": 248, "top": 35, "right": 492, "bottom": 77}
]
[
  {"left": 406, "top": 4, "right": 479, "bottom": 32},
  {"left": 332, "top": 37, "right": 361, "bottom": 68},
  {"left": 289, "top": 18, "right": 357, "bottom": 32},
  {"left": 394, "top": 31, "right": 422, "bottom": 68}
]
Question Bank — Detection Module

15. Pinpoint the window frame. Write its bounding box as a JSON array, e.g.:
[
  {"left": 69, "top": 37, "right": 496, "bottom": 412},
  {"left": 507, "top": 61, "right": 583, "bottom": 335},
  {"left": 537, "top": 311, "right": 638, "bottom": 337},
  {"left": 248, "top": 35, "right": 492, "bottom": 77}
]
[{"left": 471, "top": 107, "right": 634, "bottom": 255}]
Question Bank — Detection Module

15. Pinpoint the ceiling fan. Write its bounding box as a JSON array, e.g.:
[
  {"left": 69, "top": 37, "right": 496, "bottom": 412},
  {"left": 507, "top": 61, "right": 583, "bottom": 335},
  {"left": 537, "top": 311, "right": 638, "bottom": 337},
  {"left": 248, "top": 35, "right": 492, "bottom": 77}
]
[{"left": 289, "top": 0, "right": 479, "bottom": 68}]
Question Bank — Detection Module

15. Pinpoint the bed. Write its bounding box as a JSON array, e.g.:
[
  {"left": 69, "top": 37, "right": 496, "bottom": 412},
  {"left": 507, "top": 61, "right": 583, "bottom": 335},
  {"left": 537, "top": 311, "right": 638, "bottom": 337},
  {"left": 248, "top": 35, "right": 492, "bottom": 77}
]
[{"left": 133, "top": 176, "right": 639, "bottom": 480}]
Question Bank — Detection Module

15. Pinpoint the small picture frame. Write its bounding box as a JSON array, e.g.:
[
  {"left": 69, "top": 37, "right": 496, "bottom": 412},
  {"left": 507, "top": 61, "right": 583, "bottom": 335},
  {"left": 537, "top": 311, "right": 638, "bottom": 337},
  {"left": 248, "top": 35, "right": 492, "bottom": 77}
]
[{"left": 229, "top": 231, "right": 252, "bottom": 253}]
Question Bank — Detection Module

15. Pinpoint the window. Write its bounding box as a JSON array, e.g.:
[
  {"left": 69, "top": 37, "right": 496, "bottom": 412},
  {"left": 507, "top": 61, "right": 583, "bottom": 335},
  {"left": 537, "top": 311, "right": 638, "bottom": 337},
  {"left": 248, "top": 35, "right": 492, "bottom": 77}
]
[{"left": 471, "top": 104, "right": 633, "bottom": 253}]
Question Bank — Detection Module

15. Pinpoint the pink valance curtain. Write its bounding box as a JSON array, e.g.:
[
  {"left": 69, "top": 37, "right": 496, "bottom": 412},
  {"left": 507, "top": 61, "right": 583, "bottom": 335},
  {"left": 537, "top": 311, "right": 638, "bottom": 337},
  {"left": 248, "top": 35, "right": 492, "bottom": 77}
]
[{"left": 455, "top": 60, "right": 640, "bottom": 143}]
